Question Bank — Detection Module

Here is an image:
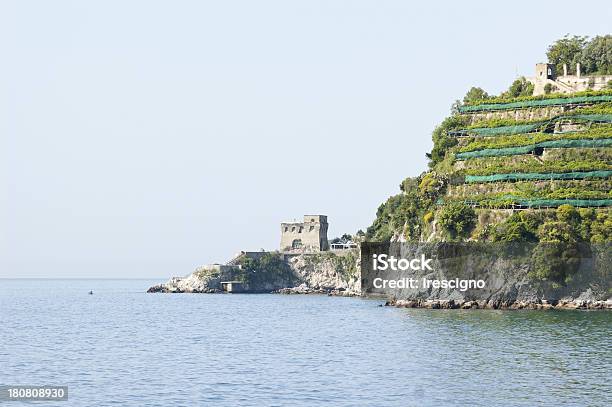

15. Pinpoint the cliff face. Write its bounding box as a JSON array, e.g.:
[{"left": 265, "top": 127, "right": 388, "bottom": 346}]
[
  {"left": 361, "top": 242, "right": 612, "bottom": 309},
  {"left": 147, "top": 250, "right": 360, "bottom": 295},
  {"left": 283, "top": 251, "right": 361, "bottom": 294}
]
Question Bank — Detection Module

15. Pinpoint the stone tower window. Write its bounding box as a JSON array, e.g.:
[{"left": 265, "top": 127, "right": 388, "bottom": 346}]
[
  {"left": 298, "top": 227, "right": 303, "bottom": 233},
  {"left": 309, "top": 226, "right": 314, "bottom": 232},
  {"left": 292, "top": 239, "right": 302, "bottom": 249},
  {"left": 284, "top": 227, "right": 288, "bottom": 232},
  {"left": 291, "top": 227, "right": 296, "bottom": 232}
]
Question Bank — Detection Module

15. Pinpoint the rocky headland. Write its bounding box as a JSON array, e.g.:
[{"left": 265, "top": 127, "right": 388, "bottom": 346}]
[{"left": 147, "top": 250, "right": 360, "bottom": 296}]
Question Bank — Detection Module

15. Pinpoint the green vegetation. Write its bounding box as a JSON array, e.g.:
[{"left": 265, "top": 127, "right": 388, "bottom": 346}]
[
  {"left": 462, "top": 87, "right": 491, "bottom": 104},
  {"left": 544, "top": 83, "right": 556, "bottom": 94},
  {"left": 461, "top": 89, "right": 612, "bottom": 107},
  {"left": 530, "top": 242, "right": 583, "bottom": 286},
  {"left": 465, "top": 103, "right": 612, "bottom": 130},
  {"left": 500, "top": 77, "right": 534, "bottom": 98},
  {"left": 546, "top": 35, "right": 589, "bottom": 75},
  {"left": 527, "top": 204, "right": 610, "bottom": 285},
  {"left": 366, "top": 174, "right": 445, "bottom": 241},
  {"left": 478, "top": 206, "right": 612, "bottom": 244},
  {"left": 547, "top": 35, "right": 612, "bottom": 76},
  {"left": 564, "top": 102, "right": 612, "bottom": 116},
  {"left": 475, "top": 205, "right": 611, "bottom": 285},
  {"left": 466, "top": 117, "right": 546, "bottom": 130},
  {"left": 437, "top": 202, "right": 476, "bottom": 241},
  {"left": 237, "top": 252, "right": 297, "bottom": 287},
  {"left": 427, "top": 115, "right": 468, "bottom": 167},
  {"left": 479, "top": 211, "right": 542, "bottom": 242},
  {"left": 369, "top": 36, "right": 612, "bottom": 245},
  {"left": 458, "top": 125, "right": 612, "bottom": 153},
  {"left": 450, "top": 187, "right": 611, "bottom": 205},
  {"left": 304, "top": 251, "right": 359, "bottom": 280},
  {"left": 465, "top": 170, "right": 612, "bottom": 183},
  {"left": 463, "top": 158, "right": 612, "bottom": 176},
  {"left": 452, "top": 196, "right": 612, "bottom": 209},
  {"left": 456, "top": 140, "right": 612, "bottom": 160}
]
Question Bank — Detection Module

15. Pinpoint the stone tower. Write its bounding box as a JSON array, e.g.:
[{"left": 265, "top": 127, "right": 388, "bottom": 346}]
[
  {"left": 535, "top": 63, "right": 556, "bottom": 80},
  {"left": 280, "top": 215, "right": 329, "bottom": 252}
]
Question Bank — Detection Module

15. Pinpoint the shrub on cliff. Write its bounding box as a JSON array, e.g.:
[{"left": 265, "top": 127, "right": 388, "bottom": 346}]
[
  {"left": 237, "top": 253, "right": 297, "bottom": 287},
  {"left": 529, "top": 206, "right": 586, "bottom": 285},
  {"left": 490, "top": 212, "right": 539, "bottom": 242},
  {"left": 579, "top": 209, "right": 612, "bottom": 243},
  {"left": 437, "top": 202, "right": 476, "bottom": 241},
  {"left": 556, "top": 204, "right": 580, "bottom": 225},
  {"left": 427, "top": 115, "right": 468, "bottom": 167},
  {"left": 530, "top": 242, "right": 582, "bottom": 286},
  {"left": 367, "top": 174, "right": 445, "bottom": 242}
]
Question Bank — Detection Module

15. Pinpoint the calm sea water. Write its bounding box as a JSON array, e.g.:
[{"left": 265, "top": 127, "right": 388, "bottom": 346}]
[{"left": 1, "top": 279, "right": 610, "bottom": 407}]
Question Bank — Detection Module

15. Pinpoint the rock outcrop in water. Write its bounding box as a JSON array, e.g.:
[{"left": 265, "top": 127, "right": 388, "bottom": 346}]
[{"left": 147, "top": 250, "right": 360, "bottom": 295}]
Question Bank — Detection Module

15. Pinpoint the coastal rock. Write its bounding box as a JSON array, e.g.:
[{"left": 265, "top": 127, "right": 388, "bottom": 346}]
[
  {"left": 148, "top": 250, "right": 360, "bottom": 295},
  {"left": 361, "top": 243, "right": 610, "bottom": 311},
  {"left": 286, "top": 251, "right": 360, "bottom": 293}
]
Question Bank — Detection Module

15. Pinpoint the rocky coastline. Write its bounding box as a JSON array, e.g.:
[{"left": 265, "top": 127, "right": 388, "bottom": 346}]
[
  {"left": 148, "top": 245, "right": 611, "bottom": 310},
  {"left": 147, "top": 250, "right": 361, "bottom": 295},
  {"left": 276, "top": 283, "right": 359, "bottom": 296},
  {"left": 385, "top": 298, "right": 612, "bottom": 310}
]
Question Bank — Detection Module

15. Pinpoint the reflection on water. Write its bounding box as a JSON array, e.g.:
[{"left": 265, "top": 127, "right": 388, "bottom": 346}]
[{"left": 1, "top": 279, "right": 610, "bottom": 407}]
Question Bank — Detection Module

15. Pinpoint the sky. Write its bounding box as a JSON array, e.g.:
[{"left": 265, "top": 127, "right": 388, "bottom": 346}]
[{"left": 2, "top": 0, "right": 611, "bottom": 278}]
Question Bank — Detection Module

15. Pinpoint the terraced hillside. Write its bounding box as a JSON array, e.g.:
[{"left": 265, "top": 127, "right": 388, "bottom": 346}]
[
  {"left": 367, "top": 90, "right": 612, "bottom": 244},
  {"left": 451, "top": 94, "right": 612, "bottom": 208}
]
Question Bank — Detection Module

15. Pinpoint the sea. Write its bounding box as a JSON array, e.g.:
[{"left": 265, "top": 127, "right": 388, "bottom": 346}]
[{"left": 1, "top": 279, "right": 610, "bottom": 406}]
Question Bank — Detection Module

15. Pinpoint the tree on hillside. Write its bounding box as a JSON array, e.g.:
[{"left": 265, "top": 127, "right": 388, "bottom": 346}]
[
  {"left": 580, "top": 35, "right": 612, "bottom": 75},
  {"left": 547, "top": 35, "right": 612, "bottom": 75},
  {"left": 546, "top": 35, "right": 587, "bottom": 75},
  {"left": 462, "top": 87, "right": 490, "bottom": 104},
  {"left": 501, "top": 77, "right": 534, "bottom": 98}
]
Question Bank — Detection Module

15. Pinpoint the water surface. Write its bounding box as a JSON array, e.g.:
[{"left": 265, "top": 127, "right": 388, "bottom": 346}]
[{"left": 1, "top": 279, "right": 610, "bottom": 406}]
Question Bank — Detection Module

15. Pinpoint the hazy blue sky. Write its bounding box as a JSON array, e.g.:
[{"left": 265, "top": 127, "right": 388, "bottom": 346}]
[{"left": 2, "top": 0, "right": 610, "bottom": 278}]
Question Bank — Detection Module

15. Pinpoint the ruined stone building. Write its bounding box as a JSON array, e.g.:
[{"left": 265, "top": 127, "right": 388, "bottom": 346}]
[
  {"left": 280, "top": 215, "right": 329, "bottom": 252},
  {"left": 530, "top": 63, "right": 612, "bottom": 96}
]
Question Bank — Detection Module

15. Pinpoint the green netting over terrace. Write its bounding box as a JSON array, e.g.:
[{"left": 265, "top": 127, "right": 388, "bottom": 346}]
[
  {"left": 450, "top": 114, "right": 612, "bottom": 137},
  {"left": 455, "top": 138, "right": 612, "bottom": 160},
  {"left": 514, "top": 198, "right": 612, "bottom": 208},
  {"left": 465, "top": 170, "right": 612, "bottom": 183},
  {"left": 458, "top": 95, "right": 612, "bottom": 113},
  {"left": 462, "top": 197, "right": 612, "bottom": 208},
  {"left": 568, "top": 113, "right": 612, "bottom": 122},
  {"left": 451, "top": 123, "right": 544, "bottom": 136}
]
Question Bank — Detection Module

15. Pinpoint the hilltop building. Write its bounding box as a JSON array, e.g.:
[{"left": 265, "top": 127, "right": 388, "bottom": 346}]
[
  {"left": 280, "top": 215, "right": 329, "bottom": 252},
  {"left": 530, "top": 63, "right": 612, "bottom": 96}
]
